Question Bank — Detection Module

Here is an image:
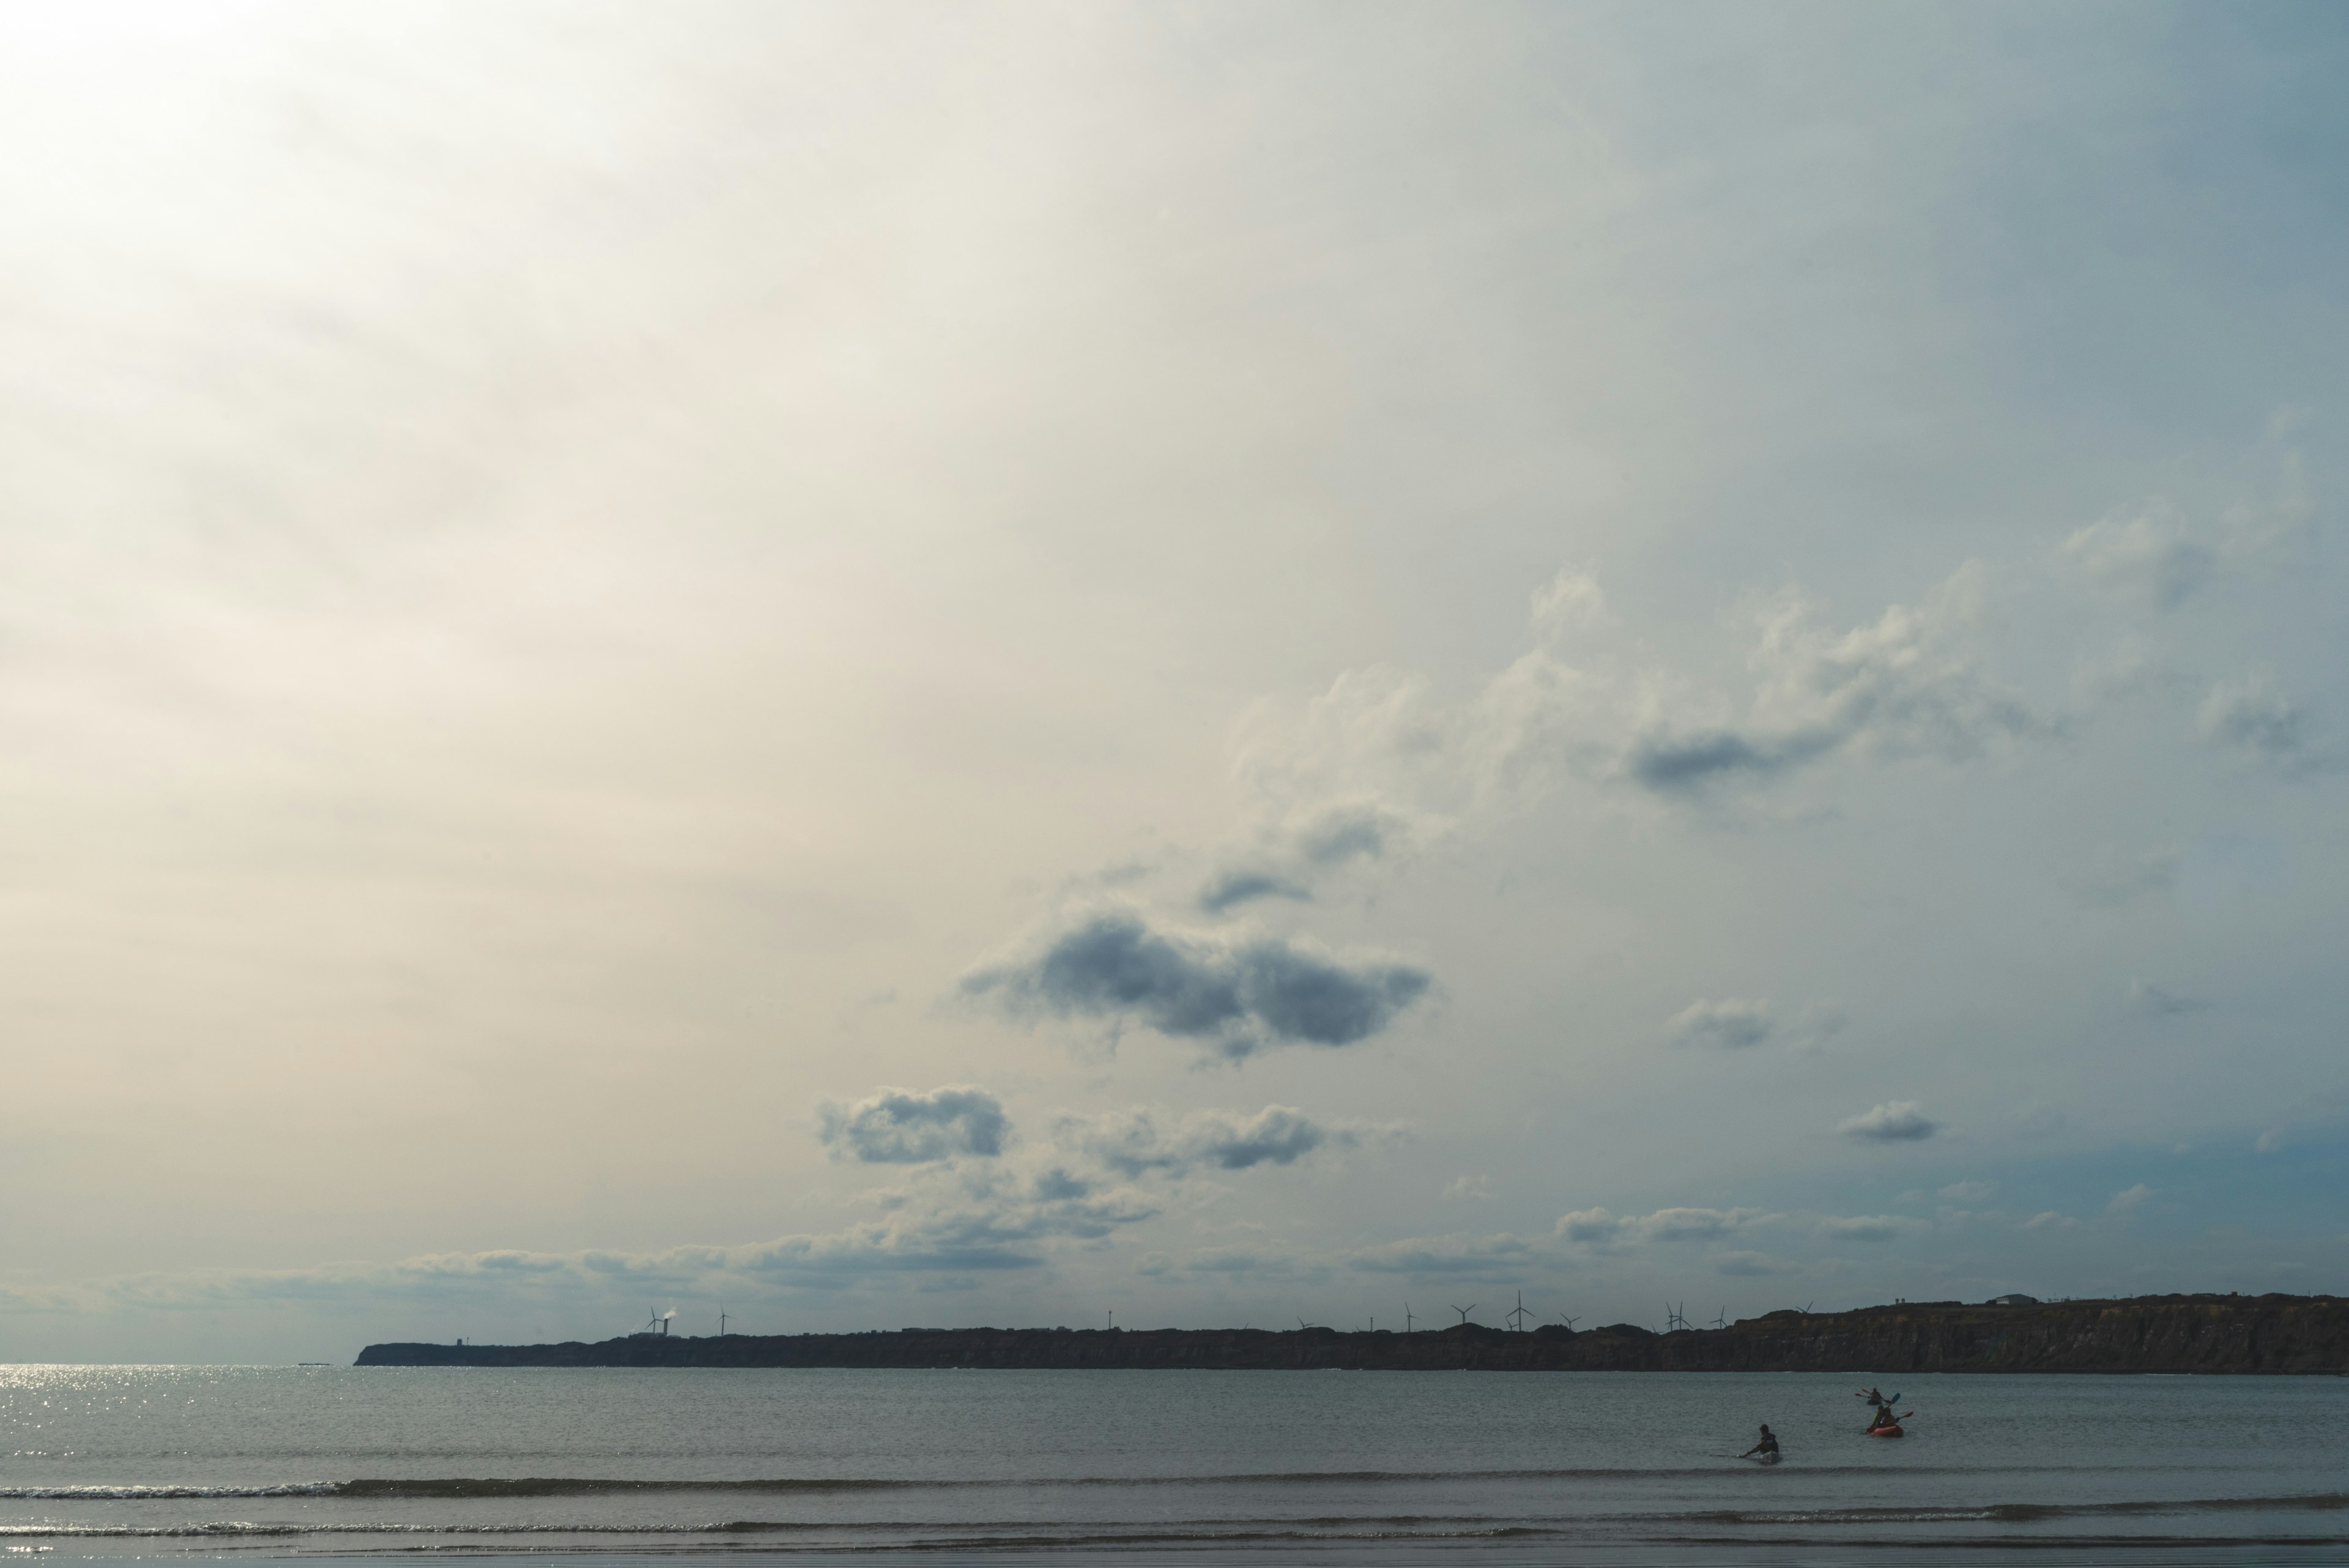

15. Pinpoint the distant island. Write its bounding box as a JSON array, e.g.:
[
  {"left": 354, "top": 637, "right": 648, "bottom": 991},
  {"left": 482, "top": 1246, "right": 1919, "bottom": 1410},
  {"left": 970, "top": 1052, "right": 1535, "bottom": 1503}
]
[{"left": 358, "top": 1293, "right": 2348, "bottom": 1373}]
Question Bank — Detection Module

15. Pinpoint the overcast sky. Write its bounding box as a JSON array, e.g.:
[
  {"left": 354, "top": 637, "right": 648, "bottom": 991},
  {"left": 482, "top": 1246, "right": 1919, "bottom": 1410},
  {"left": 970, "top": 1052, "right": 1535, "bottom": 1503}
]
[{"left": 4, "top": 1, "right": 2346, "bottom": 1362}]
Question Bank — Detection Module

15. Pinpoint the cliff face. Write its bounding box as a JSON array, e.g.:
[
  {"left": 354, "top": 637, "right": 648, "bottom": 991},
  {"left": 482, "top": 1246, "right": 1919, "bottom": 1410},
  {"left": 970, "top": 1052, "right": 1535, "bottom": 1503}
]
[{"left": 355, "top": 1293, "right": 2349, "bottom": 1373}]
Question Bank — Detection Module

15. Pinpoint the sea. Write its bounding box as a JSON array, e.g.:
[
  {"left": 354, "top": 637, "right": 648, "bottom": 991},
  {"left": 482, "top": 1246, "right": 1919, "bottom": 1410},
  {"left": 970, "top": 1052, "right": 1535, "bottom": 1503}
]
[{"left": 3, "top": 1364, "right": 2346, "bottom": 1566}]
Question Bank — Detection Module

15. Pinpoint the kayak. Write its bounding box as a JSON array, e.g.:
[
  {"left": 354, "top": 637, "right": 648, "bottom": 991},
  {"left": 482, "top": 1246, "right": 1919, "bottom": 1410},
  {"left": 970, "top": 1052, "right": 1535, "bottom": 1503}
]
[{"left": 1866, "top": 1424, "right": 1904, "bottom": 1438}]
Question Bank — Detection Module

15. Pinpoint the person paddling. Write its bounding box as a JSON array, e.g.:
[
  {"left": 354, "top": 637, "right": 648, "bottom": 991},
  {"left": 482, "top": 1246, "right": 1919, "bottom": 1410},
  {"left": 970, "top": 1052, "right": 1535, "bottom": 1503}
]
[{"left": 1741, "top": 1424, "right": 1781, "bottom": 1463}]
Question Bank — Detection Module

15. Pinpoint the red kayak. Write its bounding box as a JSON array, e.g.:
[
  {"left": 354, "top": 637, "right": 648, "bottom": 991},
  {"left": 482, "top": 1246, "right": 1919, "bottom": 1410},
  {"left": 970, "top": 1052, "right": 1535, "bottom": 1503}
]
[{"left": 1866, "top": 1424, "right": 1904, "bottom": 1438}]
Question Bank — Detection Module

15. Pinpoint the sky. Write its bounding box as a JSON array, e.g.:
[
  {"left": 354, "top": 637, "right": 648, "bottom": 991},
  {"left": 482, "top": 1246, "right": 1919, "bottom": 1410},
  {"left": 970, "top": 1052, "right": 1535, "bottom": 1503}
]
[{"left": 2, "top": 0, "right": 2346, "bottom": 1364}]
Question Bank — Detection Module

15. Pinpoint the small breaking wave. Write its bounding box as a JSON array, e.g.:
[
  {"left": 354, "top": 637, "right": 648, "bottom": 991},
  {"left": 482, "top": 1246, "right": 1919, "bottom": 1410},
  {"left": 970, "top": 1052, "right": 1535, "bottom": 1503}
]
[{"left": 0, "top": 1464, "right": 2128, "bottom": 1501}]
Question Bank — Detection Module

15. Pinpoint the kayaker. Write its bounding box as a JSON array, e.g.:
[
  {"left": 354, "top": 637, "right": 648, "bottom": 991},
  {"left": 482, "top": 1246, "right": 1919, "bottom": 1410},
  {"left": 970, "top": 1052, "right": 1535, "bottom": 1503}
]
[{"left": 1742, "top": 1424, "right": 1781, "bottom": 1462}]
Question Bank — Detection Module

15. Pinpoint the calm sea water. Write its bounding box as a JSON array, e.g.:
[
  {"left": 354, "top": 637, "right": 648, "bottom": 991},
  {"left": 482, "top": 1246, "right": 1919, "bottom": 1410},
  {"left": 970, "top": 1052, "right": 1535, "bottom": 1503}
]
[{"left": 4, "top": 1364, "right": 2347, "bottom": 1566}]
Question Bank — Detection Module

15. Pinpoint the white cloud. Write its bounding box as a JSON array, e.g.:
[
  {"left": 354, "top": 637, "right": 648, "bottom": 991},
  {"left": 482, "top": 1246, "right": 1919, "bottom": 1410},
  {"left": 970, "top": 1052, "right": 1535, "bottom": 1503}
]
[
  {"left": 2021, "top": 1210, "right": 2080, "bottom": 1231},
  {"left": 1664, "top": 997, "right": 1775, "bottom": 1049},
  {"left": 1625, "top": 563, "right": 2050, "bottom": 793},
  {"left": 1530, "top": 567, "right": 1613, "bottom": 643},
  {"left": 1837, "top": 1101, "right": 1940, "bottom": 1142},
  {"left": 1939, "top": 1181, "right": 1995, "bottom": 1203},
  {"left": 1817, "top": 1214, "right": 1912, "bottom": 1243},
  {"left": 1442, "top": 1174, "right": 1494, "bottom": 1203},
  {"left": 2061, "top": 504, "right": 2216, "bottom": 608},
  {"left": 2106, "top": 1183, "right": 2154, "bottom": 1216}
]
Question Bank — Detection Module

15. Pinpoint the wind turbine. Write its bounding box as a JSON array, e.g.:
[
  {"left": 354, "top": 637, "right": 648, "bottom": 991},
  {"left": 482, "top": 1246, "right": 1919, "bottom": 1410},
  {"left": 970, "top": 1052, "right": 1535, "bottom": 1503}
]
[
  {"left": 1711, "top": 1307, "right": 1729, "bottom": 1330},
  {"left": 1405, "top": 1304, "right": 1416, "bottom": 1334},
  {"left": 1450, "top": 1302, "right": 1478, "bottom": 1325},
  {"left": 1664, "top": 1302, "right": 1692, "bottom": 1332},
  {"left": 1505, "top": 1291, "right": 1533, "bottom": 1332},
  {"left": 1556, "top": 1313, "right": 1581, "bottom": 1331}
]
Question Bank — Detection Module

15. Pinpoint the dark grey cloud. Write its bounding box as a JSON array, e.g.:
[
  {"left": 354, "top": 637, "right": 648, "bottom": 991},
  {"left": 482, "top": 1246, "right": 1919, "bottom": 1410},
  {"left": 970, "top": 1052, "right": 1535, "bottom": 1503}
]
[
  {"left": 1628, "top": 729, "right": 1831, "bottom": 791},
  {"left": 1836, "top": 1101, "right": 1940, "bottom": 1142},
  {"left": 817, "top": 1086, "right": 1009, "bottom": 1164},
  {"left": 1197, "top": 869, "right": 1310, "bottom": 915},
  {"left": 963, "top": 907, "right": 1430, "bottom": 1058}
]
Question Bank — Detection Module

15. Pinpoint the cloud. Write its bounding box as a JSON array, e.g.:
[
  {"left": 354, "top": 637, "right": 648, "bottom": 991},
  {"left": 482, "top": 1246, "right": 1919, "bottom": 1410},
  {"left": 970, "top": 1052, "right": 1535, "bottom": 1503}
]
[
  {"left": 962, "top": 906, "right": 1430, "bottom": 1058},
  {"left": 1051, "top": 1104, "right": 1380, "bottom": 1178},
  {"left": 1625, "top": 564, "right": 2049, "bottom": 795},
  {"left": 2196, "top": 672, "right": 2306, "bottom": 758},
  {"left": 1714, "top": 1250, "right": 1793, "bottom": 1277},
  {"left": 1837, "top": 1101, "right": 1940, "bottom": 1142},
  {"left": 81, "top": 1203, "right": 1155, "bottom": 1310},
  {"left": 2061, "top": 505, "right": 2216, "bottom": 608},
  {"left": 1196, "top": 869, "right": 1310, "bottom": 914},
  {"left": 817, "top": 1086, "right": 1010, "bottom": 1164},
  {"left": 2106, "top": 1183, "right": 2154, "bottom": 1216},
  {"left": 1555, "top": 1206, "right": 1625, "bottom": 1245},
  {"left": 1553, "top": 1205, "right": 1770, "bottom": 1247},
  {"left": 1817, "top": 1214, "right": 1911, "bottom": 1243},
  {"left": 1664, "top": 997, "right": 1775, "bottom": 1049},
  {"left": 1442, "top": 1173, "right": 1494, "bottom": 1203},
  {"left": 2129, "top": 979, "right": 2211, "bottom": 1017},
  {"left": 2254, "top": 1129, "right": 2284, "bottom": 1154},
  {"left": 1176, "top": 1244, "right": 1301, "bottom": 1276},
  {"left": 2021, "top": 1210, "right": 2080, "bottom": 1231},
  {"left": 1939, "top": 1181, "right": 1995, "bottom": 1203},
  {"left": 1530, "top": 567, "right": 1612, "bottom": 642},
  {"left": 1346, "top": 1232, "right": 1540, "bottom": 1276},
  {"left": 2077, "top": 845, "right": 2180, "bottom": 907},
  {"left": 2009, "top": 1102, "right": 2069, "bottom": 1137},
  {"left": 1638, "top": 1206, "right": 1768, "bottom": 1242},
  {"left": 1197, "top": 798, "right": 1420, "bottom": 913}
]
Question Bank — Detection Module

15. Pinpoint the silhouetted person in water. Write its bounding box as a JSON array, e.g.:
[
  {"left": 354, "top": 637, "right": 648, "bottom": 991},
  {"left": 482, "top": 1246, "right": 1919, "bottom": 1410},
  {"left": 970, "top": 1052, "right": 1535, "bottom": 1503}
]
[{"left": 1742, "top": 1424, "right": 1781, "bottom": 1462}]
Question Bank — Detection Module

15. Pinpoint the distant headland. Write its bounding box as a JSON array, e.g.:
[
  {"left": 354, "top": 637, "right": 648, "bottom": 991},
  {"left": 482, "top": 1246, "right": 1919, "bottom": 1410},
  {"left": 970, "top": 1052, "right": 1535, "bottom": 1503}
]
[{"left": 357, "top": 1293, "right": 2349, "bottom": 1373}]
